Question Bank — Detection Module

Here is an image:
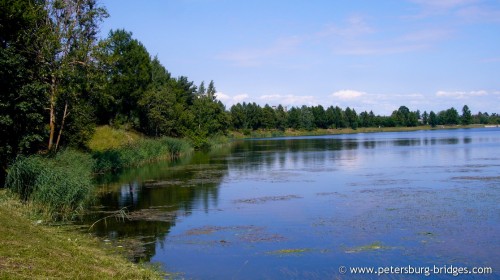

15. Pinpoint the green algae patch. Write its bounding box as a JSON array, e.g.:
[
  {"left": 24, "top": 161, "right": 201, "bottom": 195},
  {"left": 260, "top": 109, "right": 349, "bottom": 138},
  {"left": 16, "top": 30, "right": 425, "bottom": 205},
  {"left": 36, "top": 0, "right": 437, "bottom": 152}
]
[
  {"left": 267, "top": 248, "right": 311, "bottom": 256},
  {"left": 345, "top": 241, "right": 387, "bottom": 253}
]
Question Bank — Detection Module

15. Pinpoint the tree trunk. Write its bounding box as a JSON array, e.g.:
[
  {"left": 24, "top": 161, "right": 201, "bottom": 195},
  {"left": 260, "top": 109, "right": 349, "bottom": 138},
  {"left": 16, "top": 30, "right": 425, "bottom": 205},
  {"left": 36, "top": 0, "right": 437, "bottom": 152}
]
[
  {"left": 55, "top": 101, "right": 69, "bottom": 151},
  {"left": 48, "top": 76, "right": 57, "bottom": 151}
]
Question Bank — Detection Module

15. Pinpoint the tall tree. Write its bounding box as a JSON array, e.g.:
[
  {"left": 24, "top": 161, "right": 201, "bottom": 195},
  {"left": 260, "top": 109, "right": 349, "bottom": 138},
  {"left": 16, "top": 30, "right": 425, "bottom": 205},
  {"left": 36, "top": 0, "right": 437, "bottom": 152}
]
[
  {"left": 275, "top": 105, "right": 288, "bottom": 131},
  {"left": 197, "top": 81, "right": 206, "bottom": 96},
  {"left": 206, "top": 80, "right": 216, "bottom": 100},
  {"left": 345, "top": 107, "right": 358, "bottom": 129},
  {"left": 422, "top": 111, "right": 429, "bottom": 125},
  {"left": 461, "top": 105, "right": 472, "bottom": 125},
  {"left": 429, "top": 111, "right": 438, "bottom": 127},
  {"left": 42, "top": 0, "right": 108, "bottom": 150},
  {"left": 1, "top": 0, "right": 48, "bottom": 176},
  {"left": 97, "top": 29, "right": 151, "bottom": 126}
]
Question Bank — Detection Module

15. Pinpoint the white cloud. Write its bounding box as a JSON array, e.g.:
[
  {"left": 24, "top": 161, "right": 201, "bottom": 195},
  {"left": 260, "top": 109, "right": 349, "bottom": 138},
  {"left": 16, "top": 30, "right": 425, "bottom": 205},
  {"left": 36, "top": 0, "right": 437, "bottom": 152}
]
[
  {"left": 215, "top": 92, "right": 249, "bottom": 107},
  {"left": 331, "top": 90, "right": 366, "bottom": 100},
  {"left": 259, "top": 94, "right": 318, "bottom": 106},
  {"left": 436, "top": 90, "right": 488, "bottom": 99}
]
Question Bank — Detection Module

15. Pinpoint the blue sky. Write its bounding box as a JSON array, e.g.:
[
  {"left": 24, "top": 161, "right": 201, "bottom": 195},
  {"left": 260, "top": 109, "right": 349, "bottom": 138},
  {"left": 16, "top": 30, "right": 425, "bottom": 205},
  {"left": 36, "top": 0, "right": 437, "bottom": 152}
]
[{"left": 100, "top": 0, "right": 500, "bottom": 115}]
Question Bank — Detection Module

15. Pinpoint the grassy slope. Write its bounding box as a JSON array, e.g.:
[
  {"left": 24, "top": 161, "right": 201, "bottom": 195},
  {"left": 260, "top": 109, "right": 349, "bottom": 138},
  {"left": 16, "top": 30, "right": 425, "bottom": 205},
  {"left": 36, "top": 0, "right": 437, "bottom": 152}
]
[
  {"left": 87, "top": 125, "right": 142, "bottom": 151},
  {"left": 0, "top": 190, "right": 164, "bottom": 280}
]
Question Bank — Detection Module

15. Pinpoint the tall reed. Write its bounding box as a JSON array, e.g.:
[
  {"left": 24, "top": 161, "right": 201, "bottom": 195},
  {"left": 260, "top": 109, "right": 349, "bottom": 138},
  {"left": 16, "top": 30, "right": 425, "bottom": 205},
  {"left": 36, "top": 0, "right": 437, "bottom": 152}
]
[
  {"left": 92, "top": 137, "right": 192, "bottom": 173},
  {"left": 5, "top": 149, "right": 94, "bottom": 221}
]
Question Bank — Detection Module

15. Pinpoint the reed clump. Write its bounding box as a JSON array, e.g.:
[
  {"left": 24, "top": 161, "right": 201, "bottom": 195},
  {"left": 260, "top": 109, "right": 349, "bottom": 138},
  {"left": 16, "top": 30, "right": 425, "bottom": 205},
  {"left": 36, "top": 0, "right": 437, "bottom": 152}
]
[
  {"left": 5, "top": 149, "right": 94, "bottom": 221},
  {"left": 92, "top": 137, "right": 192, "bottom": 173}
]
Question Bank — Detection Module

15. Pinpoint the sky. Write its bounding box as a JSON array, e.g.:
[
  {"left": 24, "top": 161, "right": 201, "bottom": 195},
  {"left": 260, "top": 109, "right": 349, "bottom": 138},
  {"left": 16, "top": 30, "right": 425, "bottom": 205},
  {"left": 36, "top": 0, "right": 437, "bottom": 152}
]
[{"left": 99, "top": 0, "right": 500, "bottom": 115}]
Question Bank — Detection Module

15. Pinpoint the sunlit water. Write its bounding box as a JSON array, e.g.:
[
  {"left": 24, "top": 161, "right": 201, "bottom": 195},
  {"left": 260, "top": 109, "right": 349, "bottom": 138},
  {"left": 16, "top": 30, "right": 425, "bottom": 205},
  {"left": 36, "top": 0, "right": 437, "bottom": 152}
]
[{"left": 88, "top": 128, "right": 500, "bottom": 279}]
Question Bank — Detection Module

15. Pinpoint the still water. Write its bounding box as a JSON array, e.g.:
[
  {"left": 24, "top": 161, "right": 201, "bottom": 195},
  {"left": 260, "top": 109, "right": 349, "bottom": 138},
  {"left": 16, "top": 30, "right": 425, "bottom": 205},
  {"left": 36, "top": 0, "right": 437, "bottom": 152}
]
[{"left": 89, "top": 128, "right": 500, "bottom": 279}]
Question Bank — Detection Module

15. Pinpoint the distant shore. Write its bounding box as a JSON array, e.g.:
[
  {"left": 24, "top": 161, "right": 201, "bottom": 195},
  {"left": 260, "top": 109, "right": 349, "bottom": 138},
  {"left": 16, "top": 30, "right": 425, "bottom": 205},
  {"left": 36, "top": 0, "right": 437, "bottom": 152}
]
[{"left": 230, "top": 124, "right": 487, "bottom": 139}]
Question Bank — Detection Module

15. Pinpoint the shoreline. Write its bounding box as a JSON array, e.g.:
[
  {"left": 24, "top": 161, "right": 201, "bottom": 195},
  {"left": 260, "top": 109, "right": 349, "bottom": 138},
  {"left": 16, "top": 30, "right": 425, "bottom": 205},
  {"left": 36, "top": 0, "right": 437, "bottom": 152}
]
[
  {"left": 230, "top": 124, "right": 486, "bottom": 139},
  {"left": 0, "top": 189, "right": 167, "bottom": 279}
]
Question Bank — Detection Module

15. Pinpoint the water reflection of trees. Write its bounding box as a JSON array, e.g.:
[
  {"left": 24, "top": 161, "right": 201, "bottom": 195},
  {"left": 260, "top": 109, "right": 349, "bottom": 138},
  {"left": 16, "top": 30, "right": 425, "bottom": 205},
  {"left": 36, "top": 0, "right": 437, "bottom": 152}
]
[
  {"left": 87, "top": 150, "right": 229, "bottom": 262},
  {"left": 229, "top": 134, "right": 473, "bottom": 173}
]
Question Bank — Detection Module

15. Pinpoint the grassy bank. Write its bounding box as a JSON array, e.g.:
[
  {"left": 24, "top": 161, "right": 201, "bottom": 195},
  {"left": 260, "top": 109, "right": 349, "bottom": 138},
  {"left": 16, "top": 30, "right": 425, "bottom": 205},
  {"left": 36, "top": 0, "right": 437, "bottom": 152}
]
[
  {"left": 89, "top": 126, "right": 193, "bottom": 173},
  {"left": 0, "top": 190, "right": 165, "bottom": 280},
  {"left": 230, "top": 124, "right": 484, "bottom": 139}
]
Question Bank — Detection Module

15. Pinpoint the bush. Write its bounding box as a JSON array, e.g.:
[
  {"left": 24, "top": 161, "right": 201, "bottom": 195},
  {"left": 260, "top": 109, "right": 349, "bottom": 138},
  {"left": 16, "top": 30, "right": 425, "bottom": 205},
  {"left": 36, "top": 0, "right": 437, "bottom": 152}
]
[{"left": 5, "top": 150, "right": 95, "bottom": 221}]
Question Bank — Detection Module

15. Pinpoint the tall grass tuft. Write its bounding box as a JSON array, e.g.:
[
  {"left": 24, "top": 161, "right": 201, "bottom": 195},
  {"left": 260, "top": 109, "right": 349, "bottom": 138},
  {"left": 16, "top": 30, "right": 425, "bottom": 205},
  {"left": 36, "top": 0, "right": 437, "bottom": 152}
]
[
  {"left": 5, "top": 149, "right": 95, "bottom": 221},
  {"left": 93, "top": 137, "right": 192, "bottom": 173}
]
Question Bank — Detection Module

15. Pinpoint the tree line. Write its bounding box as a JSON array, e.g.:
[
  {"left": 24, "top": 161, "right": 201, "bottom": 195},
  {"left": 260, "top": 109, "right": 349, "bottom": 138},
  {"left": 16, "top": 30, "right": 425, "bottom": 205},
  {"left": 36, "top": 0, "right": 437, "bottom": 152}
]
[
  {"left": 1, "top": 0, "right": 499, "bottom": 179},
  {"left": 229, "top": 103, "right": 499, "bottom": 132}
]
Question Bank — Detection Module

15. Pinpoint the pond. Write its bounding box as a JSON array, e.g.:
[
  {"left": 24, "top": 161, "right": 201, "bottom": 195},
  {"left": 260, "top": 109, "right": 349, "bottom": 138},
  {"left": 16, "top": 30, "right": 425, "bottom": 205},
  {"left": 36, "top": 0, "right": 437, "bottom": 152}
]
[{"left": 87, "top": 128, "right": 500, "bottom": 279}]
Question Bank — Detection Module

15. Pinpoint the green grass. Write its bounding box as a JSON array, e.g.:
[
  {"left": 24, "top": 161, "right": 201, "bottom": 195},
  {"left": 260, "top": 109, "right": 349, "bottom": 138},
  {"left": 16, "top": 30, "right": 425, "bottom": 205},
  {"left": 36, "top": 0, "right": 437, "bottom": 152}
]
[
  {"left": 0, "top": 190, "right": 165, "bottom": 280},
  {"left": 5, "top": 150, "right": 95, "bottom": 221}
]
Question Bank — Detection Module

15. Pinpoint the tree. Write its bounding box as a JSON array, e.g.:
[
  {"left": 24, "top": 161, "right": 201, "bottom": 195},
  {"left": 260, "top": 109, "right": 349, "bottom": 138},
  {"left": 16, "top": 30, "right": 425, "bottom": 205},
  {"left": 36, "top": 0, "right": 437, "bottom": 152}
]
[
  {"left": 333, "top": 106, "right": 347, "bottom": 128},
  {"left": 275, "top": 105, "right": 287, "bottom": 131},
  {"left": 206, "top": 80, "right": 216, "bottom": 100},
  {"left": 1, "top": 0, "right": 48, "bottom": 176},
  {"left": 197, "top": 81, "right": 206, "bottom": 96},
  {"left": 97, "top": 29, "right": 151, "bottom": 126},
  {"left": 42, "top": 0, "right": 108, "bottom": 150},
  {"left": 261, "top": 104, "right": 277, "bottom": 129},
  {"left": 444, "top": 107, "right": 460, "bottom": 125},
  {"left": 287, "top": 107, "right": 301, "bottom": 129},
  {"left": 422, "top": 111, "right": 429, "bottom": 125},
  {"left": 230, "top": 103, "right": 246, "bottom": 129},
  {"left": 299, "top": 105, "right": 315, "bottom": 131},
  {"left": 311, "top": 105, "right": 327, "bottom": 129},
  {"left": 461, "top": 105, "right": 472, "bottom": 125},
  {"left": 138, "top": 84, "right": 178, "bottom": 137},
  {"left": 429, "top": 111, "right": 438, "bottom": 127},
  {"left": 345, "top": 107, "right": 358, "bottom": 129}
]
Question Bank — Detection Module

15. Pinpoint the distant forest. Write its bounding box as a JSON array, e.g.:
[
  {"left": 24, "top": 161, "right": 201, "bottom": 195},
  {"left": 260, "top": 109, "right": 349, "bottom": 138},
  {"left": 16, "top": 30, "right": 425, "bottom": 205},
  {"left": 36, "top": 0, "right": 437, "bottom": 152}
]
[{"left": 2, "top": 0, "right": 499, "bottom": 171}]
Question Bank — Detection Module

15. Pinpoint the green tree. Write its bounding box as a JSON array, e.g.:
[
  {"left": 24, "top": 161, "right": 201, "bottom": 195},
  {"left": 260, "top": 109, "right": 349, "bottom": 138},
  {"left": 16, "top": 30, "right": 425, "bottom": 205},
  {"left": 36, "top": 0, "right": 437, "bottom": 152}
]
[
  {"left": 261, "top": 104, "right": 277, "bottom": 129},
  {"left": 333, "top": 106, "right": 347, "bottom": 128},
  {"left": 345, "top": 107, "right": 358, "bottom": 129},
  {"left": 311, "top": 105, "right": 327, "bottom": 129},
  {"left": 138, "top": 84, "right": 179, "bottom": 137},
  {"left": 1, "top": 0, "right": 48, "bottom": 175},
  {"left": 230, "top": 103, "right": 246, "bottom": 129},
  {"left": 444, "top": 107, "right": 460, "bottom": 125},
  {"left": 206, "top": 80, "right": 216, "bottom": 100},
  {"left": 287, "top": 107, "right": 301, "bottom": 129},
  {"left": 275, "top": 105, "right": 288, "bottom": 131},
  {"left": 422, "top": 111, "right": 429, "bottom": 125},
  {"left": 461, "top": 105, "right": 472, "bottom": 125},
  {"left": 97, "top": 29, "right": 151, "bottom": 126},
  {"left": 42, "top": 0, "right": 108, "bottom": 150},
  {"left": 429, "top": 111, "right": 438, "bottom": 127},
  {"left": 299, "top": 105, "right": 315, "bottom": 131}
]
